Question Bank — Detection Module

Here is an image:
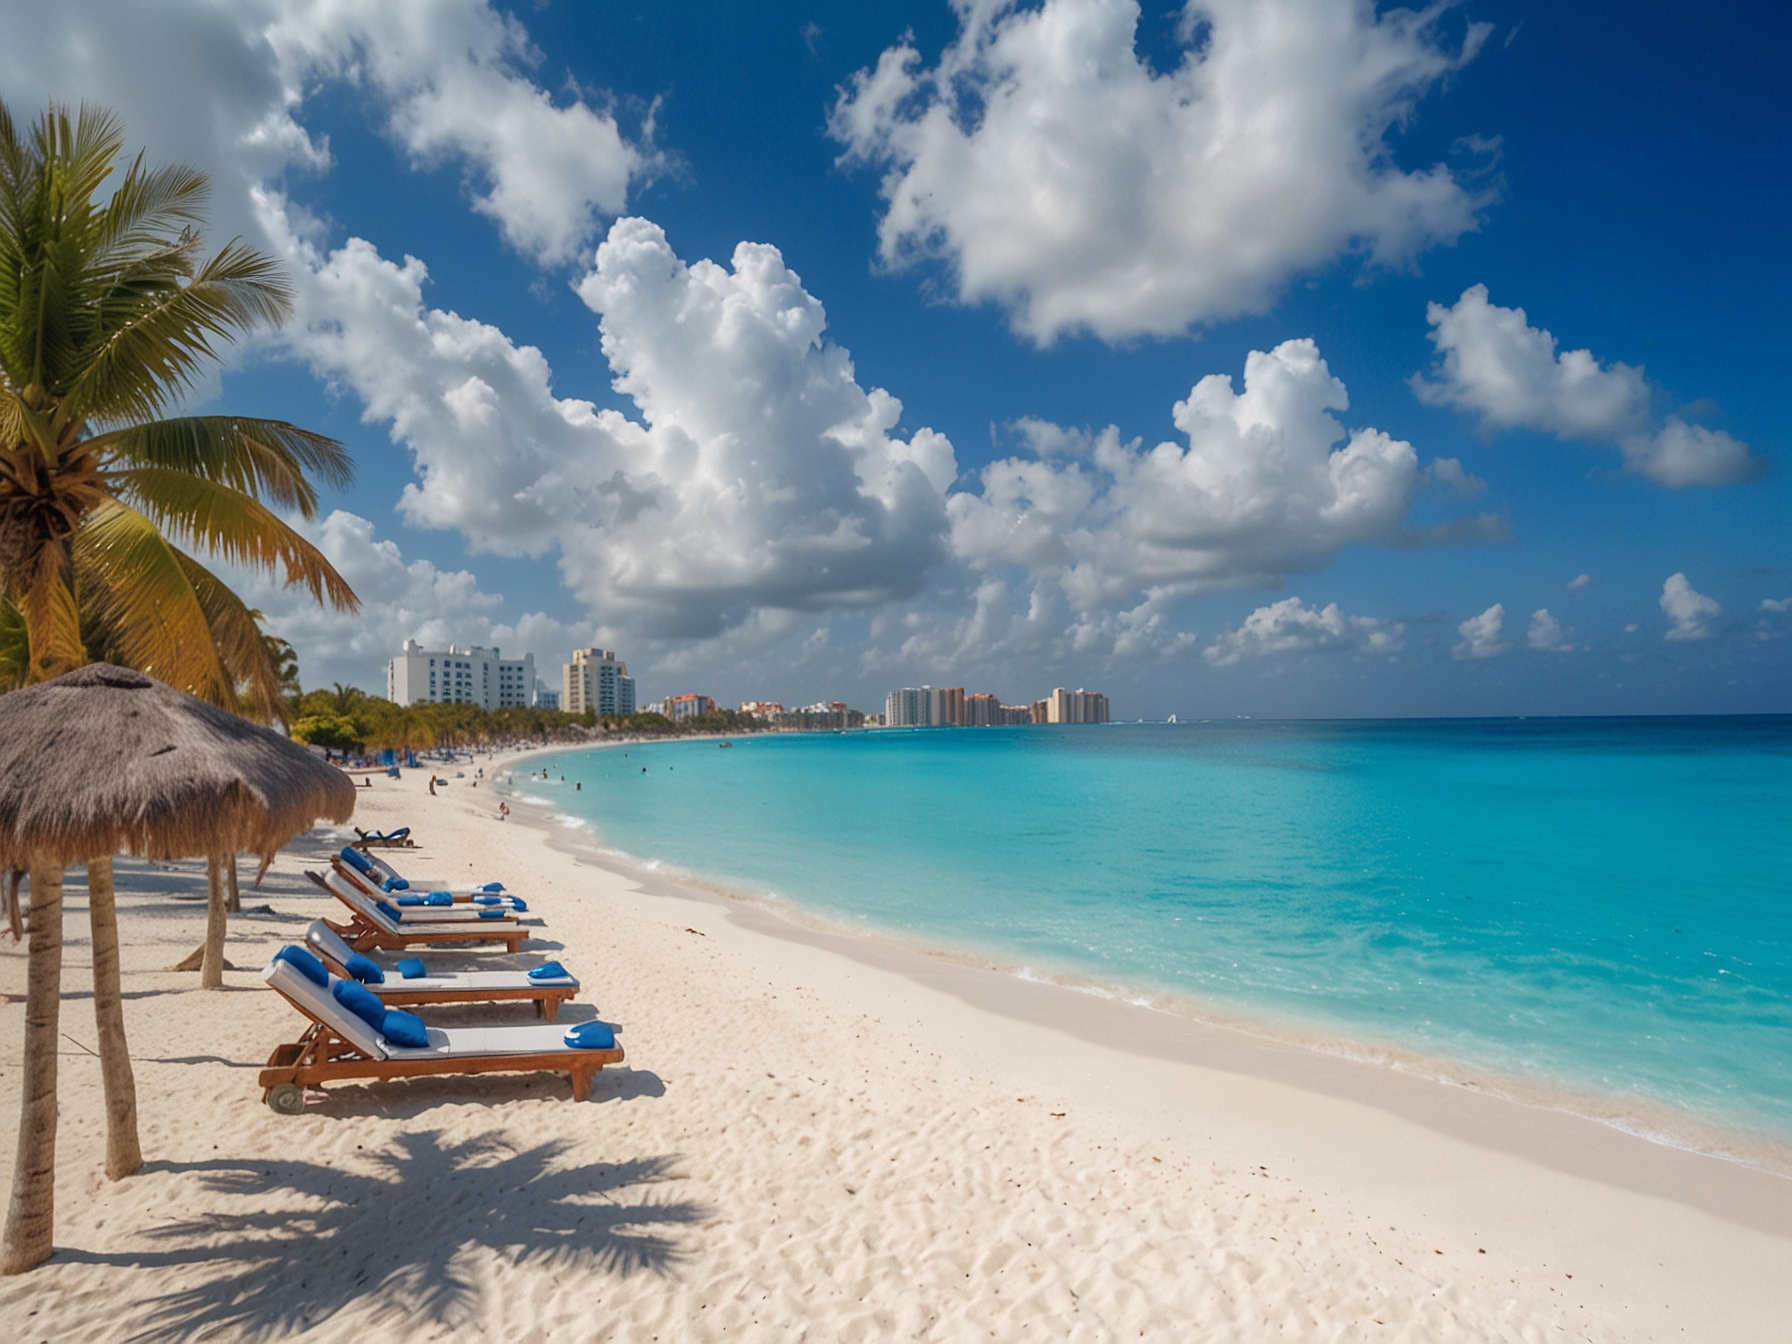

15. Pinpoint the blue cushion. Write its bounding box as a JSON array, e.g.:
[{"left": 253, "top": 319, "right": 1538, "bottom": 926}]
[
  {"left": 472, "top": 893, "right": 500, "bottom": 905},
  {"left": 426, "top": 891, "right": 452, "bottom": 906},
  {"left": 528, "top": 961, "right": 571, "bottom": 981},
  {"left": 395, "top": 895, "right": 425, "bottom": 907},
  {"left": 339, "top": 846, "right": 375, "bottom": 874},
  {"left": 374, "top": 900, "right": 403, "bottom": 926},
  {"left": 332, "top": 978, "right": 386, "bottom": 1032},
  {"left": 345, "top": 952, "right": 385, "bottom": 984},
  {"left": 274, "top": 945, "right": 328, "bottom": 987},
  {"left": 382, "top": 876, "right": 409, "bottom": 891},
  {"left": 380, "top": 1008, "right": 429, "bottom": 1048},
  {"left": 508, "top": 897, "right": 526, "bottom": 913},
  {"left": 479, "top": 881, "right": 505, "bottom": 892},
  {"left": 563, "top": 1020, "right": 616, "bottom": 1050},
  {"left": 396, "top": 958, "right": 427, "bottom": 979},
  {"left": 388, "top": 827, "right": 411, "bottom": 840},
  {"left": 477, "top": 908, "right": 506, "bottom": 919}
]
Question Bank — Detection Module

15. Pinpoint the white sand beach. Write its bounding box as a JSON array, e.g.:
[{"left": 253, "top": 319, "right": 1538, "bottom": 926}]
[{"left": 2, "top": 749, "right": 1788, "bottom": 1341}]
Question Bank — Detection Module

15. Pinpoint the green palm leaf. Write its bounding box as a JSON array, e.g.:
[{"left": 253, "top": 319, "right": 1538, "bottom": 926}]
[
  {"left": 116, "top": 464, "right": 357, "bottom": 609},
  {"left": 93, "top": 414, "right": 353, "bottom": 511},
  {"left": 71, "top": 499, "right": 232, "bottom": 702}
]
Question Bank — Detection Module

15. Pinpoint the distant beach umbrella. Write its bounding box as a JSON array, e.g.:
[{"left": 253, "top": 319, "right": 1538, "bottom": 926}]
[{"left": 0, "top": 663, "right": 357, "bottom": 1274}]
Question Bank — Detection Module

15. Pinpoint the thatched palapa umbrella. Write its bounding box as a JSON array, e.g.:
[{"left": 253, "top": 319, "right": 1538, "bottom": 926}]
[{"left": 0, "top": 663, "right": 357, "bottom": 1274}]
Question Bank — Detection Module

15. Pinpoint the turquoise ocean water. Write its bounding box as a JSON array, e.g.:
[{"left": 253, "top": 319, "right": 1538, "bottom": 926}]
[{"left": 507, "top": 719, "right": 1792, "bottom": 1154}]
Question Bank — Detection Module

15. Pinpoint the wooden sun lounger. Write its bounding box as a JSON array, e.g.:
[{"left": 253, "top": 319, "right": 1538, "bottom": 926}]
[
  {"left": 353, "top": 826, "right": 416, "bottom": 848},
  {"left": 334, "top": 854, "right": 526, "bottom": 908},
  {"left": 331, "top": 860, "right": 525, "bottom": 922},
  {"left": 307, "top": 870, "right": 529, "bottom": 954},
  {"left": 304, "top": 921, "right": 579, "bottom": 1021},
  {"left": 258, "top": 955, "right": 621, "bottom": 1110}
]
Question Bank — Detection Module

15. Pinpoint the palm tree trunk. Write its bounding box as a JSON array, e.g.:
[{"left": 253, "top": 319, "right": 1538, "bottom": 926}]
[
  {"left": 225, "top": 854, "right": 240, "bottom": 913},
  {"left": 2, "top": 863, "right": 63, "bottom": 1274},
  {"left": 200, "top": 853, "right": 228, "bottom": 989},
  {"left": 85, "top": 857, "right": 141, "bottom": 1180}
]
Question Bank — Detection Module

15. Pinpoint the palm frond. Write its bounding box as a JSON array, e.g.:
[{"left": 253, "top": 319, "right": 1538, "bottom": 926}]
[
  {"left": 174, "top": 550, "right": 286, "bottom": 724},
  {"left": 116, "top": 465, "right": 358, "bottom": 610},
  {"left": 92, "top": 157, "right": 209, "bottom": 268},
  {"left": 18, "top": 538, "right": 83, "bottom": 681},
  {"left": 71, "top": 500, "right": 231, "bottom": 703},
  {"left": 93, "top": 415, "right": 354, "bottom": 510},
  {"left": 60, "top": 237, "right": 294, "bottom": 427},
  {"left": 0, "top": 597, "right": 28, "bottom": 692}
]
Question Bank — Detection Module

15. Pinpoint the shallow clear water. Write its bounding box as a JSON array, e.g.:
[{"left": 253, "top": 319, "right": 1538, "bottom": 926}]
[{"left": 512, "top": 719, "right": 1792, "bottom": 1146}]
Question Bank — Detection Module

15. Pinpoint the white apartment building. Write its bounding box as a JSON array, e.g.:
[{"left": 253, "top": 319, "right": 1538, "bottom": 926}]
[
  {"left": 562, "top": 648, "right": 636, "bottom": 716},
  {"left": 387, "top": 641, "right": 536, "bottom": 711},
  {"left": 1046, "top": 687, "right": 1111, "bottom": 724},
  {"left": 884, "top": 686, "right": 934, "bottom": 727}
]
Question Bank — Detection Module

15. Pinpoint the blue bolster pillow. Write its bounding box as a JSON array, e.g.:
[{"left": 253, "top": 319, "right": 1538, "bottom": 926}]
[
  {"left": 332, "top": 978, "right": 387, "bottom": 1033},
  {"left": 426, "top": 891, "right": 452, "bottom": 906},
  {"left": 380, "top": 1007, "right": 429, "bottom": 1048},
  {"left": 339, "top": 846, "right": 375, "bottom": 874},
  {"left": 389, "top": 827, "right": 410, "bottom": 840},
  {"left": 382, "top": 876, "right": 409, "bottom": 891},
  {"left": 563, "top": 1020, "right": 616, "bottom": 1050},
  {"left": 396, "top": 957, "right": 427, "bottom": 979},
  {"left": 345, "top": 952, "right": 385, "bottom": 984},
  {"left": 479, "top": 882, "right": 505, "bottom": 892},
  {"left": 274, "top": 945, "right": 328, "bottom": 987},
  {"left": 528, "top": 961, "right": 571, "bottom": 981},
  {"left": 477, "top": 908, "right": 505, "bottom": 919},
  {"left": 508, "top": 897, "right": 526, "bottom": 912},
  {"left": 396, "top": 895, "right": 425, "bottom": 907},
  {"left": 374, "top": 900, "right": 404, "bottom": 925}
]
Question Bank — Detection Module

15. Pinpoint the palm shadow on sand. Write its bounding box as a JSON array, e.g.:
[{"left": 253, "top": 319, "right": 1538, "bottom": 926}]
[{"left": 72, "top": 1130, "right": 704, "bottom": 1341}]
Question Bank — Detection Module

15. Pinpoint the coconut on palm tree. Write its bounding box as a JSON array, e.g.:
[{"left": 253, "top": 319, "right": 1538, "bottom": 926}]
[{"left": 0, "top": 98, "right": 361, "bottom": 1271}]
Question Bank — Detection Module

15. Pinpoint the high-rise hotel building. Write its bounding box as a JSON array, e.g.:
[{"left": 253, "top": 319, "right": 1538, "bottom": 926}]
[
  {"left": 387, "top": 641, "right": 536, "bottom": 710},
  {"left": 562, "top": 648, "right": 636, "bottom": 717},
  {"left": 1046, "top": 687, "right": 1110, "bottom": 723}
]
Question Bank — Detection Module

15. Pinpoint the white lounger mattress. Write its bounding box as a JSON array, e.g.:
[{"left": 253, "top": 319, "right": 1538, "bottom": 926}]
[
  {"left": 385, "top": 1023, "right": 590, "bottom": 1058},
  {"left": 266, "top": 957, "right": 601, "bottom": 1061},
  {"left": 326, "top": 873, "right": 518, "bottom": 934},
  {"left": 376, "top": 970, "right": 576, "bottom": 992}
]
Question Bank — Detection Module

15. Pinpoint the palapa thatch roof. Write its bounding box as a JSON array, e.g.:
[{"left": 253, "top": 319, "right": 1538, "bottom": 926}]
[{"left": 0, "top": 663, "right": 357, "bottom": 870}]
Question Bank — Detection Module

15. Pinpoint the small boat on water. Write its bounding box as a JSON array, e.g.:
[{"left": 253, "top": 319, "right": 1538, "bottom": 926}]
[{"left": 719, "top": 740, "right": 733, "bottom": 748}]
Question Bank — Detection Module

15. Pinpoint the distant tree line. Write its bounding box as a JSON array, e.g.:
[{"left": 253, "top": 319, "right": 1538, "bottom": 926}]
[{"left": 284, "top": 684, "right": 769, "bottom": 752}]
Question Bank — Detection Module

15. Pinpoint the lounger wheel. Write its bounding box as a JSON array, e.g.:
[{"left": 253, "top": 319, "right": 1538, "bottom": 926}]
[{"left": 266, "top": 1082, "right": 304, "bottom": 1115}]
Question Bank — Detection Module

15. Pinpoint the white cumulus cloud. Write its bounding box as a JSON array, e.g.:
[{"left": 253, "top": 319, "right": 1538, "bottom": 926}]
[
  {"left": 0, "top": 0, "right": 655, "bottom": 267},
  {"left": 1453, "top": 603, "right": 1507, "bottom": 659},
  {"left": 831, "top": 0, "right": 1491, "bottom": 343},
  {"left": 1414, "top": 285, "right": 1764, "bottom": 487},
  {"left": 1526, "top": 608, "right": 1572, "bottom": 652},
  {"left": 1566, "top": 573, "right": 1592, "bottom": 591},
  {"left": 263, "top": 207, "right": 958, "bottom": 641},
  {"left": 950, "top": 339, "right": 1463, "bottom": 615},
  {"left": 1660, "top": 573, "right": 1720, "bottom": 642},
  {"left": 1761, "top": 596, "right": 1792, "bottom": 614},
  {"left": 1204, "top": 597, "right": 1403, "bottom": 667}
]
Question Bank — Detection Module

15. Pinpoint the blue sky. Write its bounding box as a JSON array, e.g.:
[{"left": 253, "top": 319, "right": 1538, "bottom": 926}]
[{"left": 5, "top": 1, "right": 1786, "bottom": 716}]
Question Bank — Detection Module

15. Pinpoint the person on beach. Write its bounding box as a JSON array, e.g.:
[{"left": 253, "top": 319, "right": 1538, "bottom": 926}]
[
  {"left": 428, "top": 776, "right": 436, "bottom": 797},
  {"left": 499, "top": 802, "right": 510, "bottom": 820}
]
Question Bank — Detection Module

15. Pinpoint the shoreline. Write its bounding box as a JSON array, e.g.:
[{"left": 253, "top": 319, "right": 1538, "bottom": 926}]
[{"left": 496, "top": 739, "right": 1792, "bottom": 1189}]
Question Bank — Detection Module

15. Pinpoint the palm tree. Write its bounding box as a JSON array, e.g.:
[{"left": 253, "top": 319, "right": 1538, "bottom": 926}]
[
  {"left": 0, "top": 98, "right": 359, "bottom": 1248},
  {"left": 0, "top": 99, "right": 356, "bottom": 700}
]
